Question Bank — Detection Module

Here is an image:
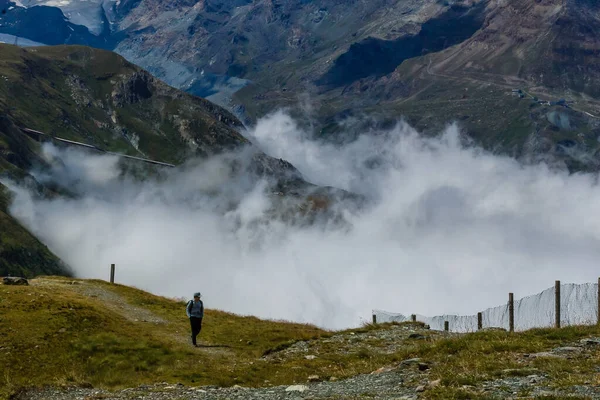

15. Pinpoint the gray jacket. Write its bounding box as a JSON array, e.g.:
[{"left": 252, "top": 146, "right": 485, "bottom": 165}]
[{"left": 186, "top": 299, "right": 204, "bottom": 318}]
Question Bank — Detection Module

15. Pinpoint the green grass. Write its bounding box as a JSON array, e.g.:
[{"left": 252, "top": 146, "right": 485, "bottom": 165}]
[
  {"left": 0, "top": 130, "right": 67, "bottom": 278},
  {"left": 2, "top": 278, "right": 600, "bottom": 399},
  {"left": 0, "top": 200, "right": 66, "bottom": 278},
  {"left": 0, "top": 277, "right": 328, "bottom": 398},
  {"left": 0, "top": 43, "right": 244, "bottom": 164}
]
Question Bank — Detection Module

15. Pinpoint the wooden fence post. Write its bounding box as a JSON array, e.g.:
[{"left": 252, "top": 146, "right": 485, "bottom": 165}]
[
  {"left": 110, "top": 264, "right": 115, "bottom": 284},
  {"left": 444, "top": 321, "right": 449, "bottom": 332},
  {"left": 372, "top": 314, "right": 377, "bottom": 325},
  {"left": 509, "top": 293, "right": 514, "bottom": 333},
  {"left": 555, "top": 280, "right": 561, "bottom": 329},
  {"left": 411, "top": 314, "right": 416, "bottom": 322},
  {"left": 597, "top": 277, "right": 600, "bottom": 326},
  {"left": 477, "top": 312, "right": 483, "bottom": 331}
]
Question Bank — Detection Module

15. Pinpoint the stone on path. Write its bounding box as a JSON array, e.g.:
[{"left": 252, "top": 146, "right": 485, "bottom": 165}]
[{"left": 285, "top": 385, "right": 309, "bottom": 392}]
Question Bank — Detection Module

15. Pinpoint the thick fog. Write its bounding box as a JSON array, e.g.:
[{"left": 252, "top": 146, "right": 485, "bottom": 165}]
[{"left": 4, "top": 112, "right": 600, "bottom": 329}]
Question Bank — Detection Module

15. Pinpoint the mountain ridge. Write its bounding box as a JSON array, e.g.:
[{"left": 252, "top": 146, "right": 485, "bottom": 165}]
[{"left": 4, "top": 0, "right": 600, "bottom": 153}]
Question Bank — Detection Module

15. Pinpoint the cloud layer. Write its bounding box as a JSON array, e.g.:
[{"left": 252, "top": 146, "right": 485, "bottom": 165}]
[{"left": 5, "top": 112, "right": 600, "bottom": 329}]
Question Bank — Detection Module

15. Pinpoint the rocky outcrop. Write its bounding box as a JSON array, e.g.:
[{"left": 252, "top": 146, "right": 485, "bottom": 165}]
[
  {"left": 3, "top": 276, "right": 28, "bottom": 285},
  {"left": 318, "top": 3, "right": 486, "bottom": 87},
  {"left": 111, "top": 72, "right": 153, "bottom": 106}
]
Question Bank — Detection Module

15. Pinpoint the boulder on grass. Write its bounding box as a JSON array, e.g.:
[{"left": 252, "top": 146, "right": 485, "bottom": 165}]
[{"left": 3, "top": 277, "right": 29, "bottom": 285}]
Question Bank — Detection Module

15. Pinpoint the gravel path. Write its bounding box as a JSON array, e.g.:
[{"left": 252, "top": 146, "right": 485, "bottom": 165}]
[{"left": 15, "top": 370, "right": 600, "bottom": 400}]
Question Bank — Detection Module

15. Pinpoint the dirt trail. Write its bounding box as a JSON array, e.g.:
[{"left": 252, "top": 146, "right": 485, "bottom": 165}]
[
  {"left": 32, "top": 278, "right": 167, "bottom": 324},
  {"left": 30, "top": 278, "right": 232, "bottom": 355}
]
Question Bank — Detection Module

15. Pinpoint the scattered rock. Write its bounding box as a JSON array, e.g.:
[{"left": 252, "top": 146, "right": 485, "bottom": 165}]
[
  {"left": 408, "top": 333, "right": 425, "bottom": 340},
  {"left": 3, "top": 277, "right": 28, "bottom": 285},
  {"left": 529, "top": 352, "right": 562, "bottom": 358},
  {"left": 428, "top": 379, "right": 441, "bottom": 388},
  {"left": 400, "top": 358, "right": 421, "bottom": 366},
  {"left": 580, "top": 338, "right": 600, "bottom": 346},
  {"left": 502, "top": 368, "right": 540, "bottom": 375},
  {"left": 552, "top": 346, "right": 581, "bottom": 353},
  {"left": 12, "top": 321, "right": 600, "bottom": 400},
  {"left": 372, "top": 366, "right": 394, "bottom": 375},
  {"left": 285, "top": 385, "right": 309, "bottom": 392}
]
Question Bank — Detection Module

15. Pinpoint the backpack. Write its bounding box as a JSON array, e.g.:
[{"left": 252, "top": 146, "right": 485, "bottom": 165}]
[{"left": 187, "top": 299, "right": 204, "bottom": 317}]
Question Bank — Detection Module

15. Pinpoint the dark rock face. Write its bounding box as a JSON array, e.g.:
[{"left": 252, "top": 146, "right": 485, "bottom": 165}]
[
  {"left": 112, "top": 72, "right": 153, "bottom": 106},
  {"left": 534, "top": 6, "right": 600, "bottom": 98},
  {"left": 2, "top": 276, "right": 28, "bottom": 285},
  {"left": 318, "top": 4, "right": 486, "bottom": 87}
]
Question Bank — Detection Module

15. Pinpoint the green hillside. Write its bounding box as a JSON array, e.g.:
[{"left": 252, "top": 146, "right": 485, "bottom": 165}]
[
  {"left": 0, "top": 43, "right": 283, "bottom": 278},
  {"left": 3, "top": 277, "right": 600, "bottom": 400}
]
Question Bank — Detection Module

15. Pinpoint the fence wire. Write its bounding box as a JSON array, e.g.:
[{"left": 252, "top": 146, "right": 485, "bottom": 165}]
[{"left": 373, "top": 282, "right": 599, "bottom": 332}]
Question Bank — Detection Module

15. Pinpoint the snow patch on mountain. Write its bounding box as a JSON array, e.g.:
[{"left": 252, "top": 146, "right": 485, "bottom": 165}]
[{"left": 16, "top": 0, "right": 116, "bottom": 35}]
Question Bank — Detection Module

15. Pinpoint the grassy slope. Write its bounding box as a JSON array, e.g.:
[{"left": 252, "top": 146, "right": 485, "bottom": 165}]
[
  {"left": 0, "top": 277, "right": 328, "bottom": 398},
  {"left": 0, "top": 44, "right": 247, "bottom": 164},
  {"left": 0, "top": 119, "right": 67, "bottom": 278},
  {"left": 0, "top": 204, "right": 67, "bottom": 278},
  {"left": 2, "top": 277, "right": 600, "bottom": 399}
]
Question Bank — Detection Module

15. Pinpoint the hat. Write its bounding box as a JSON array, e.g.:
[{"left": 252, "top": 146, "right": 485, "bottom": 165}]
[{"left": 193, "top": 292, "right": 201, "bottom": 298}]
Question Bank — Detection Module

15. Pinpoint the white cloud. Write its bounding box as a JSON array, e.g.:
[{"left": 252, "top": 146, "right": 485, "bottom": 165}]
[{"left": 4, "top": 113, "right": 600, "bottom": 329}]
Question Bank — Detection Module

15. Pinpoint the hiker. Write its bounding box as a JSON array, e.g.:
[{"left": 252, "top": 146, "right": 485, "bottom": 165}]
[{"left": 186, "top": 292, "right": 204, "bottom": 347}]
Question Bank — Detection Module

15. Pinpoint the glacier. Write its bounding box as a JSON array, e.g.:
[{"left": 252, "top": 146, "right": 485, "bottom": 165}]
[{"left": 15, "top": 0, "right": 116, "bottom": 35}]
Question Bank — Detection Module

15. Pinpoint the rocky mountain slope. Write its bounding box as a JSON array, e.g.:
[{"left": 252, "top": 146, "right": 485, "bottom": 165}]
[
  {"left": 0, "top": 43, "right": 323, "bottom": 278},
  {"left": 0, "top": 44, "right": 249, "bottom": 161},
  {"left": 3, "top": 0, "right": 600, "bottom": 170},
  {"left": 4, "top": 277, "right": 600, "bottom": 400},
  {"left": 341, "top": 0, "right": 600, "bottom": 167}
]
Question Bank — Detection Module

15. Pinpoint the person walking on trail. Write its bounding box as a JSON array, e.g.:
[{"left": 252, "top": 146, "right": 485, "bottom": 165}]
[{"left": 186, "top": 292, "right": 204, "bottom": 347}]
